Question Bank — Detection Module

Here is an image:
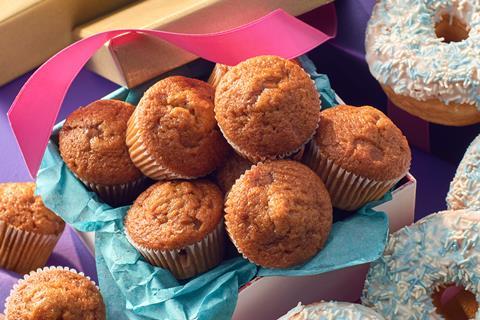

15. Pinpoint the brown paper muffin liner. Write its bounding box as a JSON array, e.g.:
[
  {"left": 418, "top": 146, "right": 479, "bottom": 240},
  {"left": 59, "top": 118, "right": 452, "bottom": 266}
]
[
  {"left": 79, "top": 175, "right": 148, "bottom": 207},
  {"left": 4, "top": 266, "right": 98, "bottom": 318},
  {"left": 126, "top": 111, "right": 196, "bottom": 180},
  {"left": 0, "top": 221, "right": 62, "bottom": 274},
  {"left": 126, "top": 221, "right": 225, "bottom": 280},
  {"left": 302, "top": 140, "right": 403, "bottom": 211}
]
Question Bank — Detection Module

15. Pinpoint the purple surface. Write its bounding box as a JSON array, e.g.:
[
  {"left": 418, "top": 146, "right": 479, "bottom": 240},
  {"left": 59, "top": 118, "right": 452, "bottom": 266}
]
[{"left": 0, "top": 0, "right": 460, "bottom": 313}]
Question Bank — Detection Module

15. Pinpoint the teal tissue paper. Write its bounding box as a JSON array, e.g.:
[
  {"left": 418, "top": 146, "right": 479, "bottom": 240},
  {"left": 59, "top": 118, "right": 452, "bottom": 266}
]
[{"left": 36, "top": 56, "right": 390, "bottom": 320}]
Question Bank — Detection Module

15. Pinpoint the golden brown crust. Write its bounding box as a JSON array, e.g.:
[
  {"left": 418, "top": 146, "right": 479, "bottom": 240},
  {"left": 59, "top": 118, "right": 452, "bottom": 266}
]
[
  {"left": 383, "top": 85, "right": 480, "bottom": 126},
  {"left": 59, "top": 99, "right": 142, "bottom": 185},
  {"left": 0, "top": 183, "right": 64, "bottom": 235},
  {"left": 125, "top": 180, "right": 224, "bottom": 250},
  {"left": 5, "top": 269, "right": 105, "bottom": 320},
  {"left": 214, "top": 151, "right": 252, "bottom": 194},
  {"left": 128, "top": 76, "right": 229, "bottom": 178},
  {"left": 208, "top": 59, "right": 300, "bottom": 89},
  {"left": 225, "top": 160, "right": 332, "bottom": 268},
  {"left": 314, "top": 105, "right": 411, "bottom": 181},
  {"left": 215, "top": 56, "right": 320, "bottom": 161}
]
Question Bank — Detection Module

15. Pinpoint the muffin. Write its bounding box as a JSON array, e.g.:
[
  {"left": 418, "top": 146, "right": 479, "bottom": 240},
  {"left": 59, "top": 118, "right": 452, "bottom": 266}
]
[
  {"left": 124, "top": 180, "right": 225, "bottom": 279},
  {"left": 215, "top": 56, "right": 320, "bottom": 162},
  {"left": 214, "top": 151, "right": 252, "bottom": 194},
  {"left": 0, "top": 183, "right": 64, "bottom": 274},
  {"left": 4, "top": 266, "right": 105, "bottom": 320},
  {"left": 59, "top": 99, "right": 146, "bottom": 206},
  {"left": 225, "top": 160, "right": 332, "bottom": 268},
  {"left": 126, "top": 76, "right": 229, "bottom": 180},
  {"left": 303, "top": 105, "right": 411, "bottom": 211}
]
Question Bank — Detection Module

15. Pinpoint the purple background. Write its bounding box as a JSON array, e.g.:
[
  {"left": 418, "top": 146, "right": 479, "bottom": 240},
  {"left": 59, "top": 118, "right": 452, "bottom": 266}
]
[{"left": 0, "top": 0, "right": 458, "bottom": 314}]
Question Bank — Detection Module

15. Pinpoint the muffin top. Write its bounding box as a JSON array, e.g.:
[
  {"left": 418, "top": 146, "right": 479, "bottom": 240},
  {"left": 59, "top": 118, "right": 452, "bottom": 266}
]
[
  {"left": 5, "top": 268, "right": 105, "bottom": 320},
  {"left": 215, "top": 151, "right": 252, "bottom": 194},
  {"left": 209, "top": 59, "right": 300, "bottom": 89},
  {"left": 130, "top": 76, "right": 229, "bottom": 178},
  {"left": 59, "top": 99, "right": 142, "bottom": 185},
  {"left": 225, "top": 160, "right": 332, "bottom": 268},
  {"left": 0, "top": 183, "right": 64, "bottom": 235},
  {"left": 215, "top": 55, "right": 320, "bottom": 161},
  {"left": 314, "top": 105, "right": 411, "bottom": 181},
  {"left": 125, "top": 180, "right": 224, "bottom": 250}
]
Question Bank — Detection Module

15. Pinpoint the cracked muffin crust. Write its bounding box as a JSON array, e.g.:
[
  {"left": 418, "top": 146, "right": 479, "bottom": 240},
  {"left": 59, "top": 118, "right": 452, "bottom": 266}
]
[
  {"left": 214, "top": 56, "right": 321, "bottom": 162},
  {"left": 59, "top": 99, "right": 142, "bottom": 185},
  {"left": 126, "top": 76, "right": 229, "bottom": 180},
  {"left": 5, "top": 268, "right": 105, "bottom": 320},
  {"left": 0, "top": 182, "right": 64, "bottom": 235},
  {"left": 225, "top": 160, "right": 332, "bottom": 268},
  {"left": 125, "top": 179, "right": 224, "bottom": 250},
  {"left": 313, "top": 105, "right": 411, "bottom": 181},
  {"left": 208, "top": 59, "right": 301, "bottom": 89}
]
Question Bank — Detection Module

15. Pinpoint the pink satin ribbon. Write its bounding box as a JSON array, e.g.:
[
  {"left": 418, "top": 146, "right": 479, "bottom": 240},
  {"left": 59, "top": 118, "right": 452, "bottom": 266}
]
[{"left": 8, "top": 7, "right": 336, "bottom": 179}]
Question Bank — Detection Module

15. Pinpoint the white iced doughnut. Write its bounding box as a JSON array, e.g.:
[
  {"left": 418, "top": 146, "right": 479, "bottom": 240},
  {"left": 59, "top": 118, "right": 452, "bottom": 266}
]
[
  {"left": 363, "top": 209, "right": 480, "bottom": 319},
  {"left": 447, "top": 134, "right": 480, "bottom": 211},
  {"left": 279, "top": 301, "right": 384, "bottom": 319}
]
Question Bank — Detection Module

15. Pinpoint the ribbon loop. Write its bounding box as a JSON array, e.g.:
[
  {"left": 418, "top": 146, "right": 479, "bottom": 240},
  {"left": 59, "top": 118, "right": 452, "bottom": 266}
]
[{"left": 7, "top": 7, "right": 336, "bottom": 179}]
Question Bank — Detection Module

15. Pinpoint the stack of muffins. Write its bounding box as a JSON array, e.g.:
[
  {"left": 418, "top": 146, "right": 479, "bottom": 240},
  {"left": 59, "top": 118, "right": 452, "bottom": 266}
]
[
  {"left": 53, "top": 55, "right": 410, "bottom": 280},
  {"left": 1, "top": 55, "right": 412, "bottom": 319},
  {"left": 0, "top": 182, "right": 107, "bottom": 319}
]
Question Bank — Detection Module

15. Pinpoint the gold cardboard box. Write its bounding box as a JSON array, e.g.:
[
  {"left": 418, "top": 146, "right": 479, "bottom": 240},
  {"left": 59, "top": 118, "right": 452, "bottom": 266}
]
[
  {"left": 74, "top": 0, "right": 333, "bottom": 87},
  {"left": 0, "top": 0, "right": 134, "bottom": 85}
]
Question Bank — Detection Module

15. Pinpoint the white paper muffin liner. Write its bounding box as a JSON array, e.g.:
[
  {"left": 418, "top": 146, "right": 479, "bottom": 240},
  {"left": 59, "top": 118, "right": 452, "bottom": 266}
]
[
  {"left": 79, "top": 175, "right": 148, "bottom": 207},
  {"left": 219, "top": 124, "right": 316, "bottom": 164},
  {"left": 0, "top": 221, "right": 62, "bottom": 274},
  {"left": 302, "top": 140, "right": 404, "bottom": 211},
  {"left": 4, "top": 266, "right": 98, "bottom": 318},
  {"left": 208, "top": 63, "right": 230, "bottom": 88},
  {"left": 126, "top": 221, "right": 225, "bottom": 280},
  {"left": 126, "top": 111, "right": 196, "bottom": 181}
]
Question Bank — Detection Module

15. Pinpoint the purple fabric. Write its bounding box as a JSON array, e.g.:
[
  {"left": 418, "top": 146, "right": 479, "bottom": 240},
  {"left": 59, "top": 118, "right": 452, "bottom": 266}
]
[{"left": 0, "top": 0, "right": 460, "bottom": 313}]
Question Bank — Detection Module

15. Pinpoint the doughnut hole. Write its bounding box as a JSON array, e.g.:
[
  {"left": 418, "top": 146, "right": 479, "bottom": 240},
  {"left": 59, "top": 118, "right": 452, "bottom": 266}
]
[
  {"left": 432, "top": 284, "right": 478, "bottom": 319},
  {"left": 435, "top": 14, "right": 470, "bottom": 43}
]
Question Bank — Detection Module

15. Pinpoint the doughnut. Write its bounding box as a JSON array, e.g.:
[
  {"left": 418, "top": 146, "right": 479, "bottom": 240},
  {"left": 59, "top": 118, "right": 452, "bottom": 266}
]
[
  {"left": 362, "top": 209, "right": 480, "bottom": 319},
  {"left": 279, "top": 302, "right": 385, "bottom": 319},
  {"left": 447, "top": 134, "right": 480, "bottom": 211},
  {"left": 366, "top": 1, "right": 480, "bottom": 126}
]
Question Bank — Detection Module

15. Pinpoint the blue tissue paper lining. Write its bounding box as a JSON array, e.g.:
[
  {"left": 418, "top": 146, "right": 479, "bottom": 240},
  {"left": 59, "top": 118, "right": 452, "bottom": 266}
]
[{"left": 36, "top": 56, "right": 390, "bottom": 320}]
